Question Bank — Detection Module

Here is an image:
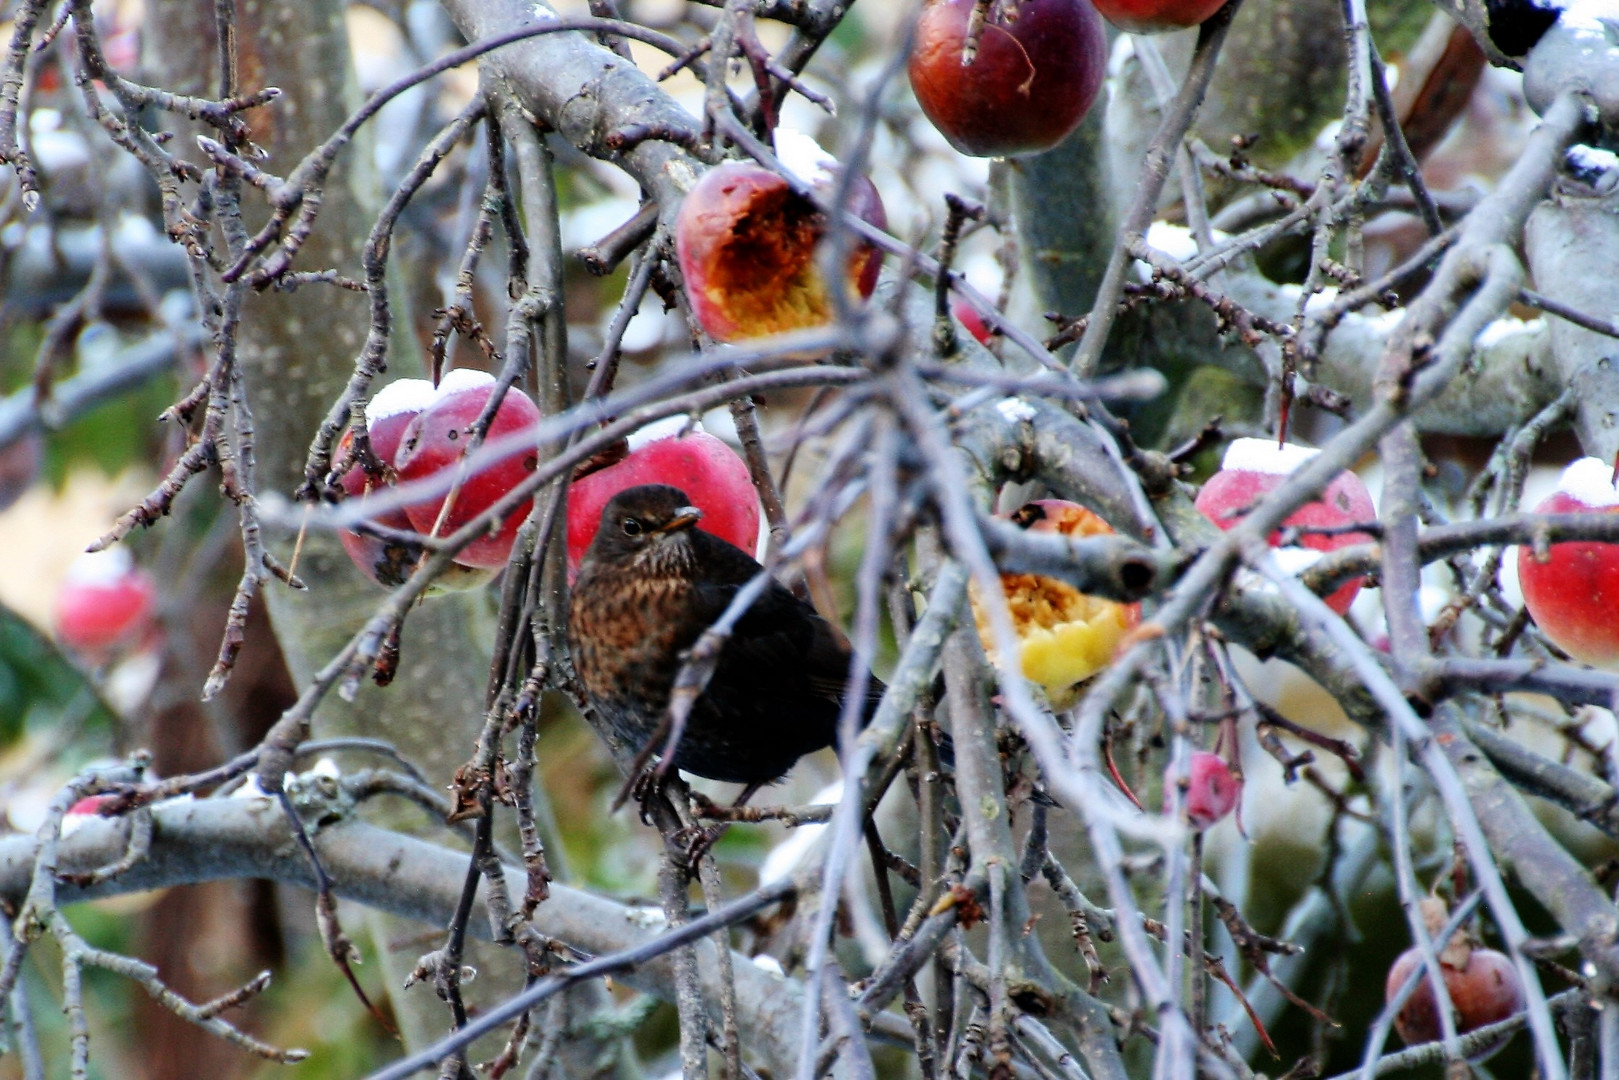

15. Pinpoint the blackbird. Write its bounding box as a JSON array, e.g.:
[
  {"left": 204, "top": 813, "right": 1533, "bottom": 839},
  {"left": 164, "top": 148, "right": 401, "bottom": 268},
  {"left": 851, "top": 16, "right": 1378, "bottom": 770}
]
[{"left": 569, "top": 484, "right": 881, "bottom": 785}]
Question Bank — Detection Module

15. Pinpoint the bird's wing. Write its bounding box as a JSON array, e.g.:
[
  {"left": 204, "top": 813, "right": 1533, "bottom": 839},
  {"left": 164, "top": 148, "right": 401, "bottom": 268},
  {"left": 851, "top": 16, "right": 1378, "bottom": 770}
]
[{"left": 688, "top": 533, "right": 884, "bottom": 712}]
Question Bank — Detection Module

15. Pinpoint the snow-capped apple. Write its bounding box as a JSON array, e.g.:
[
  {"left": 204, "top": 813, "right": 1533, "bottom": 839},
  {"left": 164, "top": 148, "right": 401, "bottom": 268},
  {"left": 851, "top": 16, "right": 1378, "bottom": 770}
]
[
  {"left": 1386, "top": 899, "right": 1524, "bottom": 1056},
  {"left": 1163, "top": 750, "right": 1239, "bottom": 829},
  {"left": 909, "top": 0, "right": 1106, "bottom": 158},
  {"left": 675, "top": 136, "right": 887, "bottom": 343},
  {"left": 393, "top": 369, "right": 542, "bottom": 570},
  {"left": 970, "top": 500, "right": 1140, "bottom": 708},
  {"left": 1092, "top": 0, "right": 1228, "bottom": 33},
  {"left": 1194, "top": 438, "right": 1377, "bottom": 615},
  {"left": 337, "top": 378, "right": 432, "bottom": 587},
  {"left": 567, "top": 417, "right": 760, "bottom": 578},
  {"left": 54, "top": 548, "right": 156, "bottom": 656},
  {"left": 1517, "top": 456, "right": 1619, "bottom": 666},
  {"left": 336, "top": 379, "right": 494, "bottom": 591}
]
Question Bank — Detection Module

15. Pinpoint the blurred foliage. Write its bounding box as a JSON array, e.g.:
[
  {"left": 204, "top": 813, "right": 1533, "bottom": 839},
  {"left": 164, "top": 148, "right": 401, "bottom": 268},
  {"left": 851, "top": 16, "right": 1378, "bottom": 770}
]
[{"left": 0, "top": 599, "right": 117, "bottom": 748}]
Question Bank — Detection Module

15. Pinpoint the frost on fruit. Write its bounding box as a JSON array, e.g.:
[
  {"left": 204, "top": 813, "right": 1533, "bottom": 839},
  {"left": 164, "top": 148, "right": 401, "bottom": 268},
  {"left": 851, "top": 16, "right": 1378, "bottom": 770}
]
[
  {"left": 366, "top": 378, "right": 436, "bottom": 424},
  {"left": 1555, "top": 455, "right": 1619, "bottom": 508}
]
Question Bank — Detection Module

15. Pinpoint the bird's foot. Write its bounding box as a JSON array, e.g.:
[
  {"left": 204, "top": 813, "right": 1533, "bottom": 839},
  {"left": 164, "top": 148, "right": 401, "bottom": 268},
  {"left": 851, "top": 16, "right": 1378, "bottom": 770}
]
[
  {"left": 629, "top": 765, "right": 669, "bottom": 826},
  {"left": 676, "top": 821, "right": 729, "bottom": 865}
]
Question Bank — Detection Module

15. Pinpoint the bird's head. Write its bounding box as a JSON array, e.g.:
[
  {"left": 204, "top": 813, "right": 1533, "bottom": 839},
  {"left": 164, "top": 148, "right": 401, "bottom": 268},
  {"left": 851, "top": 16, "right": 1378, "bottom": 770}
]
[{"left": 586, "top": 484, "right": 705, "bottom": 569}]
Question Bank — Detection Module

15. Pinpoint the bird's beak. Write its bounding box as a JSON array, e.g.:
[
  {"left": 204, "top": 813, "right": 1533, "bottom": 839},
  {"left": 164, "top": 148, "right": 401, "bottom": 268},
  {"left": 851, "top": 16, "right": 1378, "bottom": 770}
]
[{"left": 657, "top": 506, "right": 703, "bottom": 533}]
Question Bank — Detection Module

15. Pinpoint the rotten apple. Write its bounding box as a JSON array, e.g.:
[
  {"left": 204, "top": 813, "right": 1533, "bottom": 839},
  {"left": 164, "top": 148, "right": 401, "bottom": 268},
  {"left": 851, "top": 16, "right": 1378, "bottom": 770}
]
[
  {"left": 1517, "top": 456, "right": 1619, "bottom": 666},
  {"left": 1386, "top": 899, "right": 1524, "bottom": 1057},
  {"left": 1092, "top": 0, "right": 1227, "bottom": 34},
  {"left": 675, "top": 140, "right": 887, "bottom": 342},
  {"left": 1194, "top": 438, "right": 1377, "bottom": 615},
  {"left": 971, "top": 499, "right": 1141, "bottom": 708},
  {"left": 909, "top": 0, "right": 1107, "bottom": 158},
  {"left": 393, "top": 369, "right": 542, "bottom": 570},
  {"left": 567, "top": 417, "right": 760, "bottom": 578}
]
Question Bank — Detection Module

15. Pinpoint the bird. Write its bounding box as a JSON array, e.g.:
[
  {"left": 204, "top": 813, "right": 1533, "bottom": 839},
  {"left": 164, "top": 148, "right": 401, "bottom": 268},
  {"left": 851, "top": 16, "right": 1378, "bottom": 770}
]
[{"left": 568, "top": 483, "right": 882, "bottom": 788}]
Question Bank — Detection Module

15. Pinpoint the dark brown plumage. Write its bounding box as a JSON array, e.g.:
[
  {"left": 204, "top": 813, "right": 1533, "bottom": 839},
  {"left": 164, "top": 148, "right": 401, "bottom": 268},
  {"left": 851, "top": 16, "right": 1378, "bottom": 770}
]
[{"left": 568, "top": 484, "right": 880, "bottom": 785}]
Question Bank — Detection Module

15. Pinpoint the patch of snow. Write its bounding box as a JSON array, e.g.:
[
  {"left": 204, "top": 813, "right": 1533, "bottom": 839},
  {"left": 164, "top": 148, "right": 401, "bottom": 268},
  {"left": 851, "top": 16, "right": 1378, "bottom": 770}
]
[
  {"left": 1475, "top": 316, "right": 1545, "bottom": 349},
  {"left": 1558, "top": 456, "right": 1619, "bottom": 508},
  {"left": 627, "top": 415, "right": 704, "bottom": 449},
  {"left": 63, "top": 548, "right": 135, "bottom": 587},
  {"left": 774, "top": 127, "right": 838, "bottom": 187},
  {"left": 995, "top": 397, "right": 1037, "bottom": 424},
  {"left": 367, "top": 378, "right": 436, "bottom": 424},
  {"left": 437, "top": 368, "right": 496, "bottom": 396},
  {"left": 1221, "top": 437, "right": 1320, "bottom": 477}
]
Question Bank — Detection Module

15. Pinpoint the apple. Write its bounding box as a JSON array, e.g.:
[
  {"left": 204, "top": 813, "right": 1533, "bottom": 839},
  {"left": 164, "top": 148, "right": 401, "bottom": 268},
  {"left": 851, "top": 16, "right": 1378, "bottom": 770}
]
[
  {"left": 1386, "top": 900, "right": 1524, "bottom": 1057},
  {"left": 53, "top": 548, "right": 156, "bottom": 656},
  {"left": 909, "top": 0, "right": 1106, "bottom": 158},
  {"left": 1517, "top": 457, "right": 1619, "bottom": 666},
  {"left": 1194, "top": 438, "right": 1377, "bottom": 615},
  {"left": 1163, "top": 750, "right": 1239, "bottom": 828},
  {"left": 336, "top": 379, "right": 494, "bottom": 591},
  {"left": 337, "top": 378, "right": 433, "bottom": 587},
  {"left": 953, "top": 296, "right": 994, "bottom": 345},
  {"left": 970, "top": 499, "right": 1141, "bottom": 708},
  {"left": 393, "top": 369, "right": 542, "bottom": 570},
  {"left": 1092, "top": 0, "right": 1227, "bottom": 34},
  {"left": 675, "top": 135, "right": 887, "bottom": 343},
  {"left": 567, "top": 417, "right": 761, "bottom": 579}
]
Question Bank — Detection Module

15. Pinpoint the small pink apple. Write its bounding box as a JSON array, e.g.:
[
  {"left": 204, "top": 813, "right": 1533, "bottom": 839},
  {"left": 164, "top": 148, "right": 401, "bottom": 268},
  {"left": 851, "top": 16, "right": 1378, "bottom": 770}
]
[
  {"left": 1194, "top": 438, "right": 1377, "bottom": 615},
  {"left": 1164, "top": 750, "right": 1239, "bottom": 829},
  {"left": 1517, "top": 457, "right": 1619, "bottom": 666},
  {"left": 953, "top": 297, "right": 994, "bottom": 345}
]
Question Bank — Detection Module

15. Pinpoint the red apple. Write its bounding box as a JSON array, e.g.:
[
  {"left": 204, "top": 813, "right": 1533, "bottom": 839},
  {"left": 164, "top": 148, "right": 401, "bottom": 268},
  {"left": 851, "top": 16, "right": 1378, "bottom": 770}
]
[
  {"left": 394, "top": 370, "right": 542, "bottom": 570},
  {"left": 1092, "top": 0, "right": 1227, "bottom": 33},
  {"left": 1163, "top": 750, "right": 1239, "bottom": 829},
  {"left": 567, "top": 418, "right": 760, "bottom": 578},
  {"left": 1386, "top": 904, "right": 1524, "bottom": 1057},
  {"left": 675, "top": 144, "right": 887, "bottom": 342},
  {"left": 53, "top": 548, "right": 156, "bottom": 656},
  {"left": 1518, "top": 457, "right": 1619, "bottom": 666},
  {"left": 953, "top": 296, "right": 994, "bottom": 345},
  {"left": 970, "top": 499, "right": 1141, "bottom": 708},
  {"left": 909, "top": 0, "right": 1106, "bottom": 158},
  {"left": 336, "top": 380, "right": 494, "bottom": 591},
  {"left": 1194, "top": 438, "right": 1377, "bottom": 615},
  {"left": 337, "top": 379, "right": 433, "bottom": 587},
  {"left": 62, "top": 794, "right": 112, "bottom": 837}
]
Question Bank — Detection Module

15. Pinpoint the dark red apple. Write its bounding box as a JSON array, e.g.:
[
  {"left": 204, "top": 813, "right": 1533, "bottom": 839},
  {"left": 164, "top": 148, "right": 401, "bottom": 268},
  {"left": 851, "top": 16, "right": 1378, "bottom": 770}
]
[
  {"left": 909, "top": 0, "right": 1107, "bottom": 158},
  {"left": 393, "top": 370, "right": 542, "bottom": 570},
  {"left": 1163, "top": 750, "right": 1239, "bottom": 829},
  {"left": 675, "top": 147, "right": 887, "bottom": 343},
  {"left": 1517, "top": 457, "right": 1619, "bottom": 666},
  {"left": 567, "top": 418, "right": 760, "bottom": 578},
  {"left": 1092, "top": 0, "right": 1227, "bottom": 33},
  {"left": 53, "top": 548, "right": 156, "bottom": 656},
  {"left": 1386, "top": 904, "right": 1524, "bottom": 1058},
  {"left": 1195, "top": 438, "right": 1377, "bottom": 615}
]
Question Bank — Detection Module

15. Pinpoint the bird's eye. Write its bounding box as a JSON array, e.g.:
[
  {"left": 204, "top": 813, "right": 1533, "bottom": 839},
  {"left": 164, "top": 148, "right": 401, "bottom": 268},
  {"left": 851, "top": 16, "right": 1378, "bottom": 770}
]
[{"left": 621, "top": 518, "right": 643, "bottom": 537}]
